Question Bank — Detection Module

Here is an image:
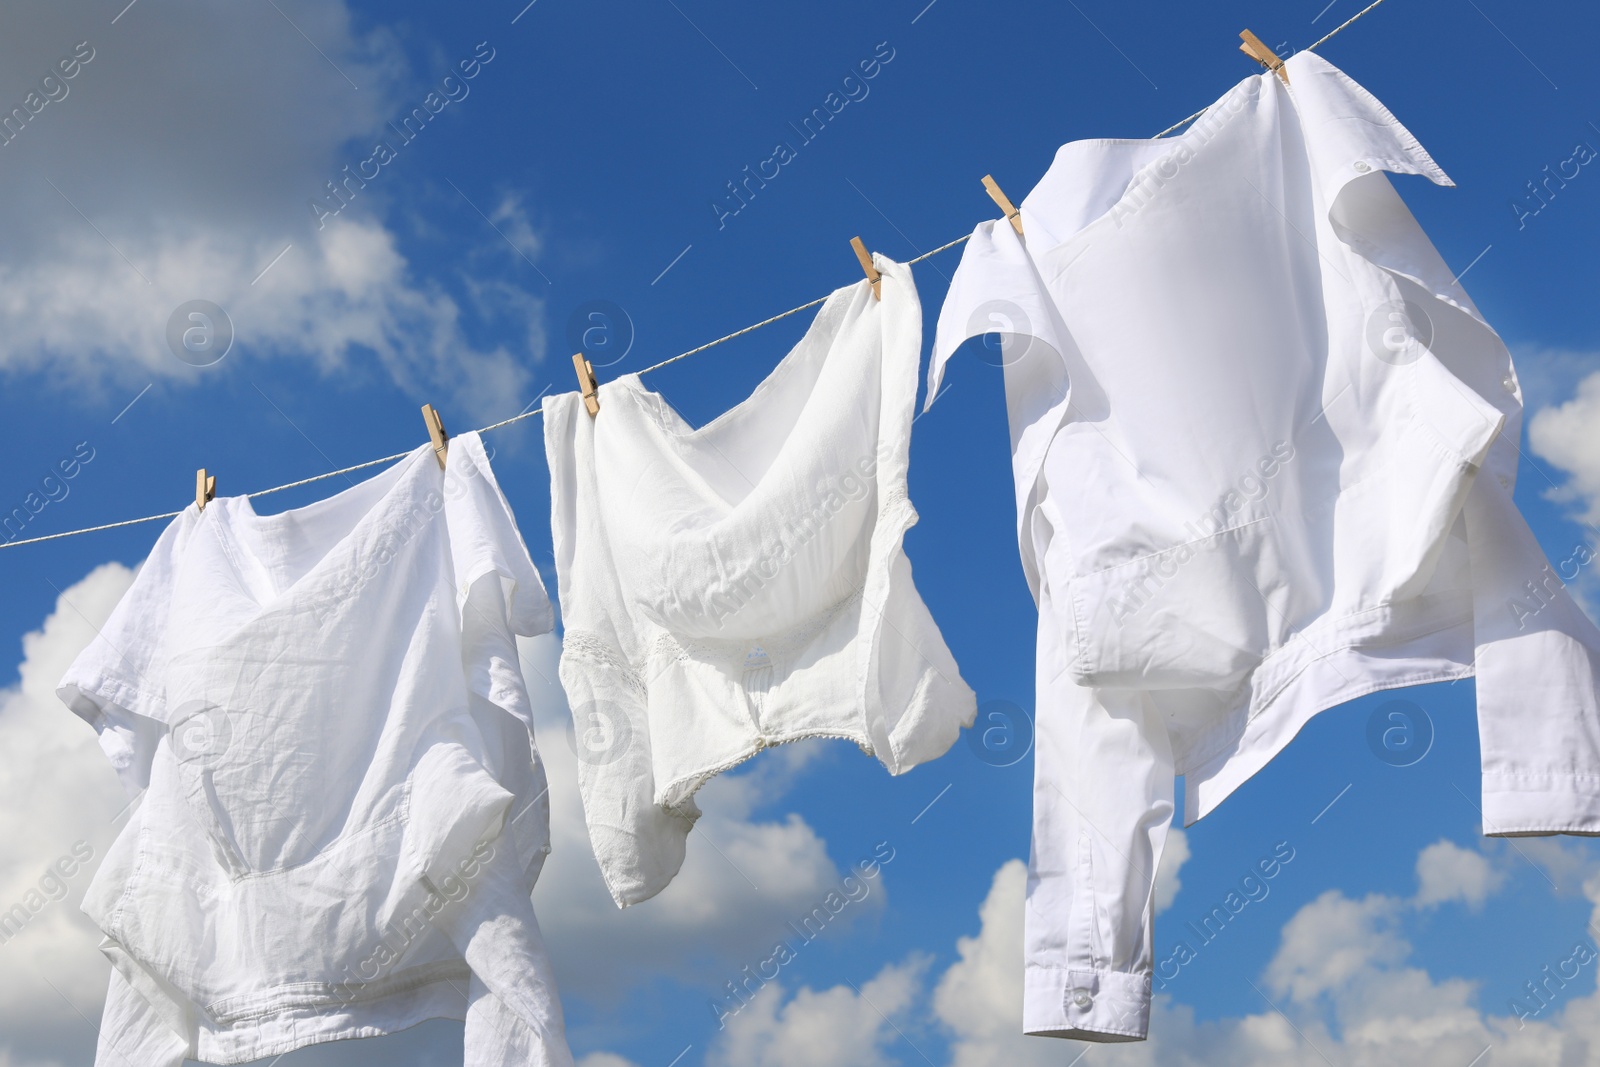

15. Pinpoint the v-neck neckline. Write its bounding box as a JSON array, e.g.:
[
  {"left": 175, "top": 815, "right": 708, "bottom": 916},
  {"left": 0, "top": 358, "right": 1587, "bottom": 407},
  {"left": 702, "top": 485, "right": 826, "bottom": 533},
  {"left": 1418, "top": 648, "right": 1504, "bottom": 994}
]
[
  {"left": 203, "top": 446, "right": 429, "bottom": 610},
  {"left": 605, "top": 282, "right": 870, "bottom": 516},
  {"left": 612, "top": 281, "right": 866, "bottom": 444}
]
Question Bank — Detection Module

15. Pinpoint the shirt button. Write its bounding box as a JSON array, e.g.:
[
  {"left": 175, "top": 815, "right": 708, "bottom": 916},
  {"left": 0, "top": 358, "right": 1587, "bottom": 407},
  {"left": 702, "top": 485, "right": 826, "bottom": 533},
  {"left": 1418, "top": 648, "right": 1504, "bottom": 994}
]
[
  {"left": 1071, "top": 988, "right": 1093, "bottom": 1009},
  {"left": 1354, "top": 161, "right": 1372, "bottom": 173},
  {"left": 1502, "top": 376, "right": 1517, "bottom": 394},
  {"left": 1498, "top": 475, "right": 1511, "bottom": 488}
]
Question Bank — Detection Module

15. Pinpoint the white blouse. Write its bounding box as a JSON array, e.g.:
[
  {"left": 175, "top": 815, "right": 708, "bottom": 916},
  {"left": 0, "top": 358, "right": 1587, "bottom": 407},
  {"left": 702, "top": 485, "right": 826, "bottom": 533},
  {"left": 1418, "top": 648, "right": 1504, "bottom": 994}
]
[
  {"left": 57, "top": 433, "right": 573, "bottom": 1067},
  {"left": 929, "top": 51, "right": 1600, "bottom": 1041},
  {"left": 545, "top": 254, "right": 976, "bottom": 907}
]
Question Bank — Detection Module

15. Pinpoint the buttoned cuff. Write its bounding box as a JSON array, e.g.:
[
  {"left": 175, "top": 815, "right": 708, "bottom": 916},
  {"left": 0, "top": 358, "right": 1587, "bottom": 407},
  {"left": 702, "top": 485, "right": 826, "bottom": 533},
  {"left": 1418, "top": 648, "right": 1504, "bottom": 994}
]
[
  {"left": 1023, "top": 967, "right": 1150, "bottom": 1042},
  {"left": 1482, "top": 773, "right": 1600, "bottom": 836}
]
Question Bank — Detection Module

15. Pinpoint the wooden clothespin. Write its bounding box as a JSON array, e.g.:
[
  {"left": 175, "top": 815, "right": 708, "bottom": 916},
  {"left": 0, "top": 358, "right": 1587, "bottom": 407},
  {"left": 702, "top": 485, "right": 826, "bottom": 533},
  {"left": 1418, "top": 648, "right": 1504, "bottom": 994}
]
[
  {"left": 572, "top": 353, "right": 600, "bottom": 417},
  {"left": 421, "top": 403, "right": 449, "bottom": 468},
  {"left": 1239, "top": 29, "right": 1288, "bottom": 83},
  {"left": 981, "top": 175, "right": 1024, "bottom": 237},
  {"left": 195, "top": 468, "right": 216, "bottom": 512},
  {"left": 850, "top": 236, "right": 881, "bottom": 299}
]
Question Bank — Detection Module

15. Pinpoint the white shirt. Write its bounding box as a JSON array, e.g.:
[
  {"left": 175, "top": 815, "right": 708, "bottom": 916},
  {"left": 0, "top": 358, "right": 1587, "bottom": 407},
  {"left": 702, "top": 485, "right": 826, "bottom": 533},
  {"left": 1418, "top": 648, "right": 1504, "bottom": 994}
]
[
  {"left": 57, "top": 433, "right": 574, "bottom": 1067},
  {"left": 929, "top": 51, "right": 1600, "bottom": 1041},
  {"left": 546, "top": 255, "right": 976, "bottom": 906}
]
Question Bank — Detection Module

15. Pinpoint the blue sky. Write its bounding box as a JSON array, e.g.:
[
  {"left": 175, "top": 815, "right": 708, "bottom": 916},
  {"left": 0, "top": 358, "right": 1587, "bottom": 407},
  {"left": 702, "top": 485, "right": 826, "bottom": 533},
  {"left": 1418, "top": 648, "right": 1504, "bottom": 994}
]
[{"left": 2, "top": 1, "right": 1600, "bottom": 1065}]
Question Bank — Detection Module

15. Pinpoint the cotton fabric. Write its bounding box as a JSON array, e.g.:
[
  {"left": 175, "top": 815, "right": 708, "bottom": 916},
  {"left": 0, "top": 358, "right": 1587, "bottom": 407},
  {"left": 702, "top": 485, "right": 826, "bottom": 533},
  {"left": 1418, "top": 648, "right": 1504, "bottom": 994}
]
[
  {"left": 57, "top": 432, "right": 573, "bottom": 1067},
  {"left": 546, "top": 254, "right": 976, "bottom": 906},
  {"left": 928, "top": 52, "right": 1600, "bottom": 1040}
]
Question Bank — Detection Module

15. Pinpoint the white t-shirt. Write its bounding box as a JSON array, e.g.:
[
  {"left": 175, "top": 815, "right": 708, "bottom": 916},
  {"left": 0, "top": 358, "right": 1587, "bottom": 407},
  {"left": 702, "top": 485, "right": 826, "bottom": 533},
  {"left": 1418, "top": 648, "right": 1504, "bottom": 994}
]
[
  {"left": 929, "top": 52, "right": 1600, "bottom": 1041},
  {"left": 57, "top": 432, "right": 573, "bottom": 1067},
  {"left": 546, "top": 255, "right": 976, "bottom": 906}
]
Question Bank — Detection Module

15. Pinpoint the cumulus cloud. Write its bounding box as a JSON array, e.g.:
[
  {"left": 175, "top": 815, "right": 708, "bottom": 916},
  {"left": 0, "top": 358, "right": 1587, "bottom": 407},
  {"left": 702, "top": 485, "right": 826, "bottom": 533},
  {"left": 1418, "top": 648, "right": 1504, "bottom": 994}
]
[
  {"left": 706, "top": 958, "right": 927, "bottom": 1067},
  {"left": 1414, "top": 839, "right": 1506, "bottom": 909},
  {"left": 1253, "top": 888, "right": 1520, "bottom": 1066},
  {"left": 0, "top": 564, "right": 135, "bottom": 1067},
  {"left": 1154, "top": 827, "right": 1189, "bottom": 916},
  {"left": 924, "top": 840, "right": 1600, "bottom": 1067},
  {"left": 928, "top": 833, "right": 1190, "bottom": 1067},
  {"left": 1511, "top": 345, "right": 1598, "bottom": 414},
  {"left": 0, "top": 0, "right": 548, "bottom": 420},
  {"left": 932, "top": 859, "right": 1060, "bottom": 1067},
  {"left": 0, "top": 1053, "right": 67, "bottom": 1067},
  {"left": 1526, "top": 364, "right": 1600, "bottom": 619},
  {"left": 1264, "top": 890, "right": 1408, "bottom": 1002},
  {"left": 1529, "top": 369, "right": 1600, "bottom": 527},
  {"left": 574, "top": 1054, "right": 641, "bottom": 1067}
]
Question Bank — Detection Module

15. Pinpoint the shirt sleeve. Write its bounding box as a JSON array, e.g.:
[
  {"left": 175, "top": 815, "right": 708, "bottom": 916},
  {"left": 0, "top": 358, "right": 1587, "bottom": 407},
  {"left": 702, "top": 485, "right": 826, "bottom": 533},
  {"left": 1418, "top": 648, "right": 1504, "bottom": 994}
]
[
  {"left": 56, "top": 513, "right": 190, "bottom": 796},
  {"left": 542, "top": 390, "right": 698, "bottom": 908},
  {"left": 925, "top": 218, "right": 1076, "bottom": 605},
  {"left": 442, "top": 430, "right": 558, "bottom": 873},
  {"left": 1468, "top": 473, "right": 1600, "bottom": 835},
  {"left": 1025, "top": 582, "right": 1173, "bottom": 1041},
  {"left": 94, "top": 966, "right": 192, "bottom": 1067},
  {"left": 444, "top": 430, "right": 554, "bottom": 639},
  {"left": 926, "top": 218, "right": 1067, "bottom": 415}
]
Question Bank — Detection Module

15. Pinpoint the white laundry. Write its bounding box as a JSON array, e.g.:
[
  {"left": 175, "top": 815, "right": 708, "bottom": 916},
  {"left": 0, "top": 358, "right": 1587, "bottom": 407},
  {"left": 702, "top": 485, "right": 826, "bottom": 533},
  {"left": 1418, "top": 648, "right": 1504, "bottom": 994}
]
[
  {"left": 546, "top": 254, "right": 976, "bottom": 906},
  {"left": 928, "top": 52, "right": 1600, "bottom": 1040},
  {"left": 56, "top": 432, "right": 573, "bottom": 1067}
]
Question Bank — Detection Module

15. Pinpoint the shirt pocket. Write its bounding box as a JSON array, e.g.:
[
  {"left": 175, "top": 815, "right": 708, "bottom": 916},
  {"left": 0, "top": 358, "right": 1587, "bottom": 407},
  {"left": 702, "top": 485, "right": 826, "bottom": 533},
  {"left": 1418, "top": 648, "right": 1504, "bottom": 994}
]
[{"left": 1062, "top": 518, "right": 1314, "bottom": 689}]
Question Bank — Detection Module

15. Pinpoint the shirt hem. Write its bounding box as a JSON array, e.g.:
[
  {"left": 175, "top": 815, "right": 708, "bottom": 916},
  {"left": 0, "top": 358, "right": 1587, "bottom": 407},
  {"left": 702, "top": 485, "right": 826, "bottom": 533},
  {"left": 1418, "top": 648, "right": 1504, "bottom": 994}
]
[
  {"left": 659, "top": 728, "right": 876, "bottom": 811},
  {"left": 1182, "top": 592, "right": 1474, "bottom": 824},
  {"left": 1482, "top": 773, "right": 1600, "bottom": 836}
]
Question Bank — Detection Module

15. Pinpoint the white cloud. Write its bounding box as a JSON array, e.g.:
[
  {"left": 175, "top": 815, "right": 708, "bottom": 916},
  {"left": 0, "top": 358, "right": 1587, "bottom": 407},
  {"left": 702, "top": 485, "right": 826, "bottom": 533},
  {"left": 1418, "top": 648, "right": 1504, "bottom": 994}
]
[
  {"left": 706, "top": 959, "right": 927, "bottom": 1067},
  {"left": 0, "top": 217, "right": 543, "bottom": 420},
  {"left": 490, "top": 193, "right": 544, "bottom": 264},
  {"left": 1529, "top": 369, "right": 1600, "bottom": 527},
  {"left": 1154, "top": 828, "right": 1189, "bottom": 916},
  {"left": 1511, "top": 346, "right": 1600, "bottom": 418},
  {"left": 925, "top": 839, "right": 1600, "bottom": 1067},
  {"left": 932, "top": 859, "right": 1061, "bottom": 1067},
  {"left": 1527, "top": 366, "right": 1600, "bottom": 620},
  {"left": 1258, "top": 888, "right": 1493, "bottom": 1065},
  {"left": 1414, "top": 839, "right": 1505, "bottom": 909},
  {"left": 928, "top": 838, "right": 1188, "bottom": 1066},
  {"left": 574, "top": 1054, "right": 640, "bottom": 1067},
  {"left": 0, "top": 1052, "right": 67, "bottom": 1067},
  {"left": 0, "top": 1, "right": 548, "bottom": 421},
  {"left": 1264, "top": 890, "right": 1408, "bottom": 1003},
  {"left": 0, "top": 564, "right": 135, "bottom": 1066}
]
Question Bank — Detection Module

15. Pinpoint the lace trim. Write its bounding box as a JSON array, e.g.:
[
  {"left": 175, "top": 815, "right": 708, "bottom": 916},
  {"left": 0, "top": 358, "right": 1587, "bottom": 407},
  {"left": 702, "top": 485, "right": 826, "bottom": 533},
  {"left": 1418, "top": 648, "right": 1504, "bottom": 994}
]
[
  {"left": 660, "top": 727, "right": 875, "bottom": 812},
  {"left": 560, "top": 630, "right": 647, "bottom": 697}
]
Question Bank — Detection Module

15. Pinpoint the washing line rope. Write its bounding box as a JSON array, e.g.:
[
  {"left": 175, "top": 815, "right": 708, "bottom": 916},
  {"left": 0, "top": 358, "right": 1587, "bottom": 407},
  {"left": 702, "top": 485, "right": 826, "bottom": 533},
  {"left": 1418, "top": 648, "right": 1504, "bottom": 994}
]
[
  {"left": 1152, "top": 0, "right": 1390, "bottom": 137},
  {"left": 0, "top": 2, "right": 1388, "bottom": 553}
]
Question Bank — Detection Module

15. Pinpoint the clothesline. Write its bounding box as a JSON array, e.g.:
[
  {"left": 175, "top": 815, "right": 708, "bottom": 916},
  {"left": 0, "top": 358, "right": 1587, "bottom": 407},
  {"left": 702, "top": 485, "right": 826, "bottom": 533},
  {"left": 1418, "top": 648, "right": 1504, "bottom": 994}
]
[
  {"left": 0, "top": 0, "right": 1389, "bottom": 553},
  {"left": 1150, "top": 0, "right": 1391, "bottom": 137}
]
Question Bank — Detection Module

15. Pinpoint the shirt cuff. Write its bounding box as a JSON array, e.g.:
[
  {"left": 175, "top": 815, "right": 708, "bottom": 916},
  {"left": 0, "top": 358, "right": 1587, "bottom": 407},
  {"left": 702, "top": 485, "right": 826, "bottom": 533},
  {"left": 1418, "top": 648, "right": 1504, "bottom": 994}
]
[
  {"left": 1481, "top": 772, "right": 1600, "bottom": 836},
  {"left": 1023, "top": 967, "right": 1151, "bottom": 1042}
]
